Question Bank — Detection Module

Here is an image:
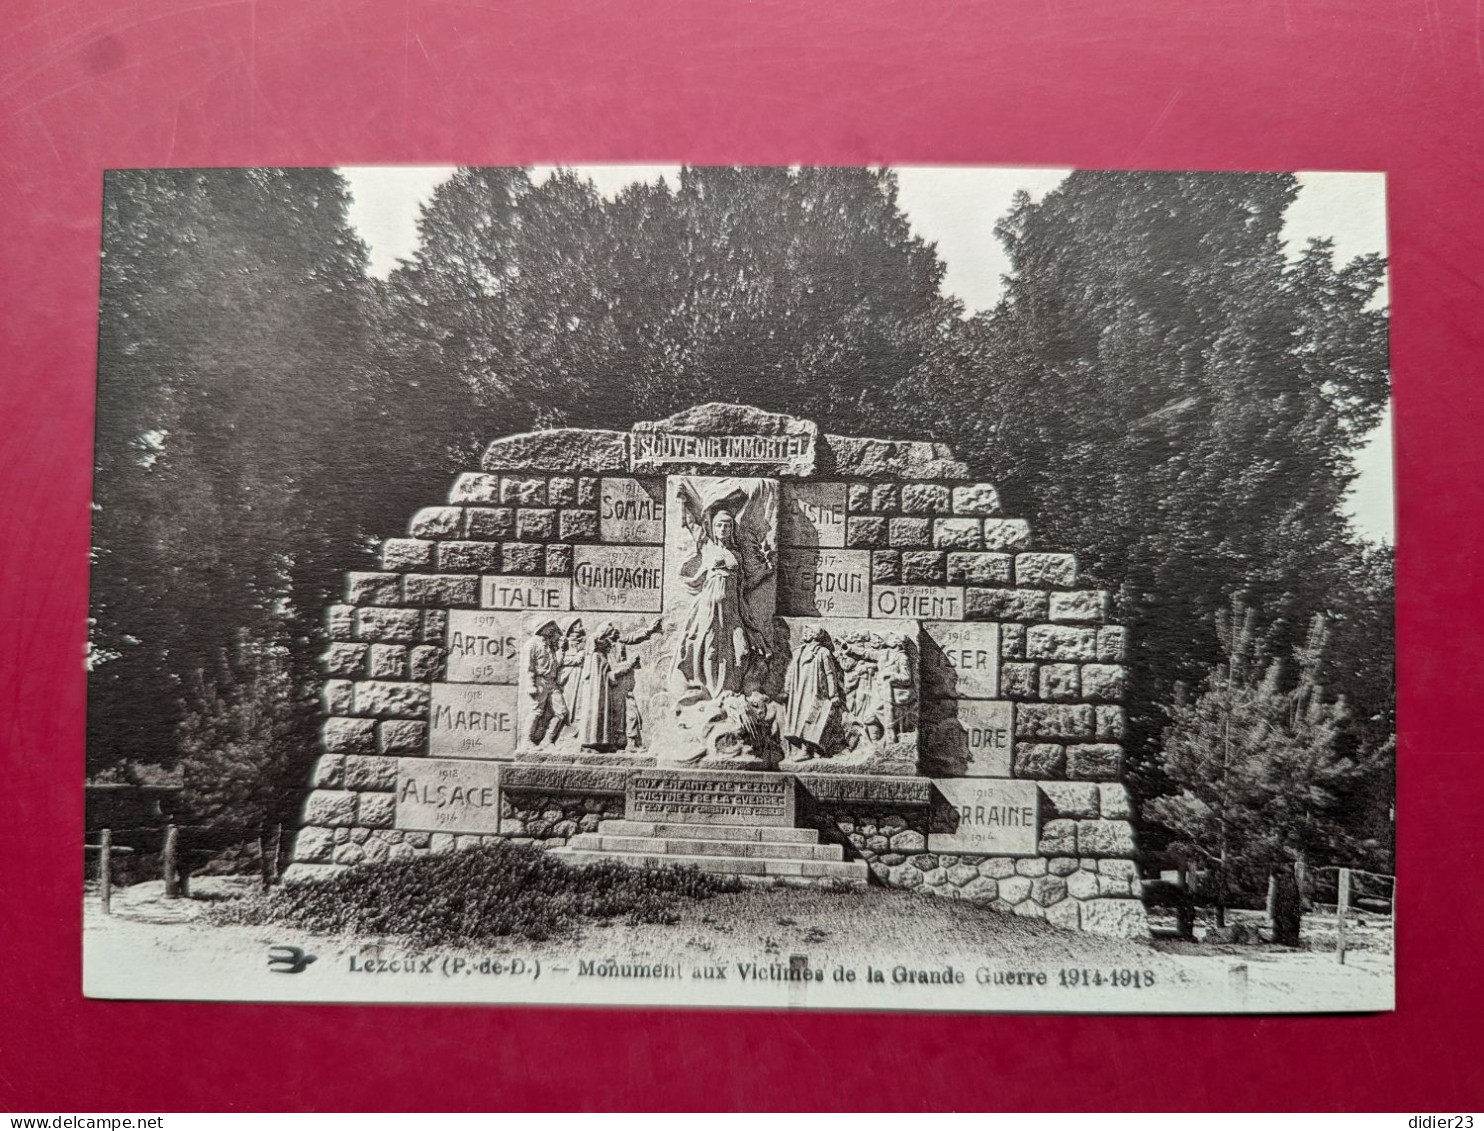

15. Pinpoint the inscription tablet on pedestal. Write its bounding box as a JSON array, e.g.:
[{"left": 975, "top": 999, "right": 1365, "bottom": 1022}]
[
  {"left": 600, "top": 477, "right": 665, "bottom": 544},
  {"left": 572, "top": 544, "right": 664, "bottom": 612},
  {"left": 777, "top": 548, "right": 870, "bottom": 617},
  {"left": 930, "top": 778, "right": 1039, "bottom": 855},
  {"left": 923, "top": 699, "right": 1014, "bottom": 777},
  {"left": 394, "top": 758, "right": 502, "bottom": 834},
  {"left": 922, "top": 621, "right": 1000, "bottom": 699},
  {"left": 446, "top": 610, "right": 521, "bottom": 683},
  {"left": 481, "top": 576, "right": 572, "bottom": 612},
  {"left": 781, "top": 481, "right": 846, "bottom": 547},
  {"left": 626, "top": 769, "right": 797, "bottom": 827},
  {"left": 428, "top": 682, "right": 520, "bottom": 758}
]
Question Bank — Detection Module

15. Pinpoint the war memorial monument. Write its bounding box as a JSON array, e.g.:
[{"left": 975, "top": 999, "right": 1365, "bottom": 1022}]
[{"left": 288, "top": 403, "right": 1147, "bottom": 938}]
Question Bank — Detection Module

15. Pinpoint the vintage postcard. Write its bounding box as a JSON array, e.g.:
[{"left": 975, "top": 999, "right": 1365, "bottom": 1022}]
[{"left": 85, "top": 165, "right": 1394, "bottom": 1012}]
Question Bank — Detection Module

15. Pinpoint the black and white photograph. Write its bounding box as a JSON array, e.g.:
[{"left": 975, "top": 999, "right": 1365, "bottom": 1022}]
[{"left": 84, "top": 164, "right": 1394, "bottom": 1013}]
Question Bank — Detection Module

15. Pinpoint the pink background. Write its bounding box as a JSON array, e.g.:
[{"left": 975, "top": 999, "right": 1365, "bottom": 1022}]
[{"left": 2, "top": 0, "right": 1478, "bottom": 1111}]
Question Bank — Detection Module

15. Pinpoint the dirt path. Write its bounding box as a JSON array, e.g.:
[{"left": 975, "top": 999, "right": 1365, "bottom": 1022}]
[{"left": 83, "top": 879, "right": 1393, "bottom": 1014}]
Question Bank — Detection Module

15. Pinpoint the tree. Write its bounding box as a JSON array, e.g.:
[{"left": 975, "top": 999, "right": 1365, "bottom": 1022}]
[
  {"left": 178, "top": 627, "right": 313, "bottom": 887},
  {"left": 911, "top": 172, "right": 1391, "bottom": 800},
  {"left": 1144, "top": 598, "right": 1377, "bottom": 939},
  {"left": 90, "top": 168, "right": 389, "bottom": 778},
  {"left": 381, "top": 165, "right": 960, "bottom": 444}
]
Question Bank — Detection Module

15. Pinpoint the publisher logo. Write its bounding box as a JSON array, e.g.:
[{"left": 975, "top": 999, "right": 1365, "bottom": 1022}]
[{"left": 267, "top": 945, "right": 317, "bottom": 974}]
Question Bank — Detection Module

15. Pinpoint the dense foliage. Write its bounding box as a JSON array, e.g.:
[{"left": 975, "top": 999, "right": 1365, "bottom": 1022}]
[
  {"left": 90, "top": 165, "right": 1394, "bottom": 887},
  {"left": 215, "top": 842, "right": 742, "bottom": 942},
  {"left": 1144, "top": 598, "right": 1385, "bottom": 921}
]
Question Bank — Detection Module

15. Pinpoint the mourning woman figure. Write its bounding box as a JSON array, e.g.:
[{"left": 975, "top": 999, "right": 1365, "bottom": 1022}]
[{"left": 573, "top": 620, "right": 659, "bottom": 751}]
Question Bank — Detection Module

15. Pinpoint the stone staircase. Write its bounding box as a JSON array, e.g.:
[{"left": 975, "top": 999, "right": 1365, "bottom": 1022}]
[{"left": 550, "top": 819, "right": 869, "bottom": 887}]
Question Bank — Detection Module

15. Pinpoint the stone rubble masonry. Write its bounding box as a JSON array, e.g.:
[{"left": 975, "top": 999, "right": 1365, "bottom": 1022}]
[
  {"left": 900, "top": 550, "right": 947, "bottom": 585},
  {"left": 465, "top": 507, "right": 514, "bottom": 540},
  {"left": 381, "top": 538, "right": 435, "bottom": 572},
  {"left": 481, "top": 428, "right": 630, "bottom": 473},
  {"left": 964, "top": 588, "right": 1049, "bottom": 622},
  {"left": 1049, "top": 590, "right": 1111, "bottom": 623},
  {"left": 403, "top": 575, "right": 481, "bottom": 607},
  {"left": 437, "top": 540, "right": 502, "bottom": 573},
  {"left": 981, "top": 518, "right": 1031, "bottom": 551},
  {"left": 546, "top": 544, "right": 574, "bottom": 576},
  {"left": 1026, "top": 624, "right": 1099, "bottom": 661},
  {"left": 899, "top": 483, "right": 953, "bottom": 514},
  {"left": 323, "top": 642, "right": 367, "bottom": 677},
  {"left": 801, "top": 795, "right": 1145, "bottom": 936},
  {"left": 845, "top": 516, "right": 888, "bottom": 548},
  {"left": 379, "top": 719, "right": 427, "bottom": 754},
  {"left": 951, "top": 483, "right": 1001, "bottom": 516},
  {"left": 887, "top": 516, "right": 932, "bottom": 547},
  {"left": 501, "top": 792, "right": 626, "bottom": 843},
  {"left": 410, "top": 506, "right": 463, "bottom": 539},
  {"left": 933, "top": 518, "right": 984, "bottom": 549},
  {"left": 1015, "top": 552, "right": 1079, "bottom": 588},
  {"left": 999, "top": 623, "right": 1026, "bottom": 658},
  {"left": 946, "top": 552, "right": 1012, "bottom": 585},
  {"left": 871, "top": 551, "right": 900, "bottom": 583},
  {"left": 323, "top": 680, "right": 353, "bottom": 715},
  {"left": 294, "top": 409, "right": 1143, "bottom": 935},
  {"left": 498, "top": 476, "right": 548, "bottom": 506},
  {"left": 346, "top": 572, "right": 401, "bottom": 606},
  {"left": 354, "top": 607, "right": 421, "bottom": 643},
  {"left": 516, "top": 508, "right": 557, "bottom": 542}
]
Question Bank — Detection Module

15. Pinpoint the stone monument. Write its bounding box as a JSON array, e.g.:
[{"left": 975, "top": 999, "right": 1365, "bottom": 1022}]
[{"left": 288, "top": 404, "right": 1148, "bottom": 937}]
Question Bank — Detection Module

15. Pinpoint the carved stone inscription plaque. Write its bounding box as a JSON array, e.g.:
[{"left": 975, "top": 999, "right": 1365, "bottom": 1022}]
[
  {"left": 428, "top": 682, "right": 520, "bottom": 758},
  {"left": 394, "top": 758, "right": 502, "bottom": 834},
  {"left": 481, "top": 576, "right": 572, "bottom": 612},
  {"left": 923, "top": 699, "right": 1014, "bottom": 777},
  {"left": 626, "top": 769, "right": 797, "bottom": 827},
  {"left": 922, "top": 621, "right": 1000, "bottom": 699},
  {"left": 600, "top": 477, "right": 665, "bottom": 544},
  {"left": 777, "top": 549, "right": 870, "bottom": 617},
  {"left": 931, "top": 778, "right": 1038, "bottom": 855},
  {"left": 873, "top": 584, "right": 966, "bottom": 621},
  {"left": 572, "top": 544, "right": 664, "bottom": 612},
  {"left": 446, "top": 610, "right": 520, "bottom": 683},
  {"left": 780, "top": 481, "right": 846, "bottom": 547}
]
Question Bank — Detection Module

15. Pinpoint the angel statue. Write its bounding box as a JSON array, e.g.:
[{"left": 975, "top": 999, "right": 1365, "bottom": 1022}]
[{"left": 669, "top": 478, "right": 778, "bottom": 709}]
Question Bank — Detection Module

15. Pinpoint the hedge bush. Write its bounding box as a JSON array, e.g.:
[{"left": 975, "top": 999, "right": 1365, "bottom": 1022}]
[{"left": 215, "top": 841, "right": 742, "bottom": 943}]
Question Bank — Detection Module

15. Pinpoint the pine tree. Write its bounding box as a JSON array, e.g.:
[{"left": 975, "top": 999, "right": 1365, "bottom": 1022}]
[{"left": 1145, "top": 597, "right": 1374, "bottom": 937}]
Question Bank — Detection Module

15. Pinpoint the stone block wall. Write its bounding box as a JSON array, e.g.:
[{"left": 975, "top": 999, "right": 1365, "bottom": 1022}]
[
  {"left": 807, "top": 780, "right": 1143, "bottom": 935},
  {"left": 289, "top": 406, "right": 1144, "bottom": 937}
]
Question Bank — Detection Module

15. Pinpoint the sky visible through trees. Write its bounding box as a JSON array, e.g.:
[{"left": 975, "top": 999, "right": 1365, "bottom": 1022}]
[{"left": 341, "top": 165, "right": 1393, "bottom": 545}]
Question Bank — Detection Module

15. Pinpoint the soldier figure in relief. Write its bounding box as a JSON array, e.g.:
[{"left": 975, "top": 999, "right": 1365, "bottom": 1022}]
[
  {"left": 781, "top": 626, "right": 845, "bottom": 761},
  {"left": 519, "top": 619, "right": 570, "bottom": 745},
  {"left": 874, "top": 633, "right": 917, "bottom": 741},
  {"left": 545, "top": 616, "right": 587, "bottom": 744}
]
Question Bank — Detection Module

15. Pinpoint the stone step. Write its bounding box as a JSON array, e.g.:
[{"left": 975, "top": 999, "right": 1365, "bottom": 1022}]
[
  {"left": 551, "top": 847, "right": 869, "bottom": 884},
  {"left": 598, "top": 819, "right": 820, "bottom": 844},
  {"left": 567, "top": 833, "right": 844, "bottom": 862}
]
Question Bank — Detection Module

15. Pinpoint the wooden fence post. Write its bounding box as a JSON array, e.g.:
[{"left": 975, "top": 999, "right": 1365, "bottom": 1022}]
[
  {"left": 98, "top": 828, "right": 112, "bottom": 914},
  {"left": 163, "top": 824, "right": 181, "bottom": 899},
  {"left": 1336, "top": 867, "right": 1351, "bottom": 965}
]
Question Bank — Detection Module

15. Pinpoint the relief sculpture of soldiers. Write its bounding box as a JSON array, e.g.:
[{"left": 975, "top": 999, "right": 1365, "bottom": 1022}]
[{"left": 84, "top": 165, "right": 1395, "bottom": 1014}]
